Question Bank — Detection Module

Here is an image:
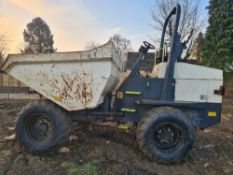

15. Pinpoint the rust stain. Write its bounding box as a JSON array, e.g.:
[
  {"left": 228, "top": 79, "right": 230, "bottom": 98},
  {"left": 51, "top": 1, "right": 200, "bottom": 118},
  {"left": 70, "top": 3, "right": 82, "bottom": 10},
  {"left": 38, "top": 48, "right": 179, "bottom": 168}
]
[
  {"left": 51, "top": 71, "right": 94, "bottom": 109},
  {"left": 59, "top": 75, "right": 73, "bottom": 99},
  {"left": 35, "top": 70, "right": 93, "bottom": 110}
]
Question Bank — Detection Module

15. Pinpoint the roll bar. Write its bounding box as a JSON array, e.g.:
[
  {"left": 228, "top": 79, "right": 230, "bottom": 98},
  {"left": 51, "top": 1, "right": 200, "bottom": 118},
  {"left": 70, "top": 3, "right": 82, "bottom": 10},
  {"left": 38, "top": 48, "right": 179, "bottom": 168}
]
[{"left": 161, "top": 4, "right": 181, "bottom": 101}]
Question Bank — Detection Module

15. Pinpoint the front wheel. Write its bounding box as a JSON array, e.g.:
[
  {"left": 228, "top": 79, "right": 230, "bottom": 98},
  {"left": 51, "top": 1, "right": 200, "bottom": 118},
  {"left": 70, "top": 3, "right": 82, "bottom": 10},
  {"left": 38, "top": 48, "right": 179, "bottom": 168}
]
[
  {"left": 16, "top": 101, "right": 72, "bottom": 154},
  {"left": 136, "top": 107, "right": 195, "bottom": 164}
]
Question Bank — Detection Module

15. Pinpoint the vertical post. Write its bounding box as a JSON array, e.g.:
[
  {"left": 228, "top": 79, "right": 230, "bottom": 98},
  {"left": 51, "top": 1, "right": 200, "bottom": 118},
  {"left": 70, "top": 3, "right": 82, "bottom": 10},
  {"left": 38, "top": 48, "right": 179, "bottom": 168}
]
[{"left": 161, "top": 4, "right": 181, "bottom": 101}]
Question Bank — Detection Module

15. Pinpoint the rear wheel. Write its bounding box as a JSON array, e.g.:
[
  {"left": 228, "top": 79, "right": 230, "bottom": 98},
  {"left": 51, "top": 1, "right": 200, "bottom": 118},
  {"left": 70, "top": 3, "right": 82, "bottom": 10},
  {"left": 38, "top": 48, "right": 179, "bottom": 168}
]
[
  {"left": 16, "top": 101, "right": 72, "bottom": 154},
  {"left": 136, "top": 107, "right": 195, "bottom": 164}
]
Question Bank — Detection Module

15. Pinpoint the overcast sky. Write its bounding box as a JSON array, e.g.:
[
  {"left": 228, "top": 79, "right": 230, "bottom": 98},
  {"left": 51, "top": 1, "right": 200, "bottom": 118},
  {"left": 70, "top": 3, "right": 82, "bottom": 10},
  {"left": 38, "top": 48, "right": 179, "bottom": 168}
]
[{"left": 0, "top": 0, "right": 209, "bottom": 54}]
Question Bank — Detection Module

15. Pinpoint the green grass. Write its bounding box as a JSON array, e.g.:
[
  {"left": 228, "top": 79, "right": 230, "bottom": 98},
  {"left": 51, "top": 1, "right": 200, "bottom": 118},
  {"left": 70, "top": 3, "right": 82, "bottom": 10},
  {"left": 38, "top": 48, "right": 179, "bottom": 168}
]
[{"left": 62, "top": 160, "right": 99, "bottom": 175}]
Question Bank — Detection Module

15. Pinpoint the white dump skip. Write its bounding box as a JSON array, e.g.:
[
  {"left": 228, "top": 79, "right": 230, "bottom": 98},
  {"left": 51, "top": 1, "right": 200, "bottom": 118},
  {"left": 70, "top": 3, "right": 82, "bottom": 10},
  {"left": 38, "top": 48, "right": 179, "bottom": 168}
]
[
  {"left": 1, "top": 41, "right": 122, "bottom": 111},
  {"left": 154, "top": 62, "right": 223, "bottom": 103}
]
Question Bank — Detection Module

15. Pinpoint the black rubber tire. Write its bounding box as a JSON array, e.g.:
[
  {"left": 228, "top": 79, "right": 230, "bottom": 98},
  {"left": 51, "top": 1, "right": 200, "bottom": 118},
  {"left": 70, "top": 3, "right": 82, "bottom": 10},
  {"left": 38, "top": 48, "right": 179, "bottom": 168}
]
[
  {"left": 136, "top": 107, "right": 195, "bottom": 164},
  {"left": 16, "top": 101, "right": 72, "bottom": 154}
]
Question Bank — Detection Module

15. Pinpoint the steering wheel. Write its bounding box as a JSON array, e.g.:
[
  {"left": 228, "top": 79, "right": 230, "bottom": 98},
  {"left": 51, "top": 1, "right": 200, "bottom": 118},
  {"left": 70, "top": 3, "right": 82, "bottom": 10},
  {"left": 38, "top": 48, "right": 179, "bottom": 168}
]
[{"left": 143, "top": 41, "right": 155, "bottom": 50}]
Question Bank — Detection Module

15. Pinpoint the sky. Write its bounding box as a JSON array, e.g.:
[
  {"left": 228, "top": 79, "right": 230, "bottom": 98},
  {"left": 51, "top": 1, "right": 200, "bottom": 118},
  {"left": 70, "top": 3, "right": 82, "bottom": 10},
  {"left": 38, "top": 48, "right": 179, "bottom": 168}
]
[{"left": 0, "top": 0, "right": 209, "bottom": 54}]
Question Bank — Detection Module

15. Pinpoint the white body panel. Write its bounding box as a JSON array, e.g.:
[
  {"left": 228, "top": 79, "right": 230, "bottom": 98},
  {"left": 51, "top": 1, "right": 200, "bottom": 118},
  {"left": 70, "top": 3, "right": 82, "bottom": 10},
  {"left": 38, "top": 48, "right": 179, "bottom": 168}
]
[
  {"left": 154, "top": 62, "right": 223, "bottom": 103},
  {"left": 1, "top": 41, "right": 122, "bottom": 111}
]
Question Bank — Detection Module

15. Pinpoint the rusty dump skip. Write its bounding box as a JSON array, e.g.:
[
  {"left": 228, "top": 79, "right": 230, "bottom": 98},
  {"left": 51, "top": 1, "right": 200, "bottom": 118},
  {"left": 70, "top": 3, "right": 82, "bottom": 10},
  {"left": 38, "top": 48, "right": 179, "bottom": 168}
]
[{"left": 1, "top": 41, "right": 122, "bottom": 111}]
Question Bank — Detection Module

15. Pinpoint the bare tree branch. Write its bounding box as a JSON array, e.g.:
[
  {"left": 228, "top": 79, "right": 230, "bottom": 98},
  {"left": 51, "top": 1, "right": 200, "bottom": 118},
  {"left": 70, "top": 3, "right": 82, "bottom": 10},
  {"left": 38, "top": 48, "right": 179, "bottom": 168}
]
[
  {"left": 110, "top": 34, "right": 132, "bottom": 63},
  {"left": 0, "top": 34, "right": 8, "bottom": 59},
  {"left": 151, "top": 0, "right": 204, "bottom": 43}
]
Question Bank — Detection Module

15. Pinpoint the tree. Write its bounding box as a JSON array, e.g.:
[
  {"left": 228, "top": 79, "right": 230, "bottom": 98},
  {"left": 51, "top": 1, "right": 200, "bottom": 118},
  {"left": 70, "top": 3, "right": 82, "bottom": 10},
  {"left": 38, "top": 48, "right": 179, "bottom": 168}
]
[
  {"left": 0, "top": 35, "right": 7, "bottom": 65},
  {"left": 110, "top": 34, "right": 131, "bottom": 63},
  {"left": 190, "top": 32, "right": 204, "bottom": 61},
  {"left": 22, "top": 17, "right": 55, "bottom": 54},
  {"left": 0, "top": 50, "right": 4, "bottom": 65},
  {"left": 151, "top": 0, "right": 203, "bottom": 58},
  {"left": 202, "top": 0, "right": 233, "bottom": 71}
]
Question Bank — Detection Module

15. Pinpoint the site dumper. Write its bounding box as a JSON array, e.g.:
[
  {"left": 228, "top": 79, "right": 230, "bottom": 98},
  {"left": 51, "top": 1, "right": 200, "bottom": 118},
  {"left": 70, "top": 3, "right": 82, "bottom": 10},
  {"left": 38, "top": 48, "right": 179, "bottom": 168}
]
[{"left": 1, "top": 4, "right": 224, "bottom": 164}]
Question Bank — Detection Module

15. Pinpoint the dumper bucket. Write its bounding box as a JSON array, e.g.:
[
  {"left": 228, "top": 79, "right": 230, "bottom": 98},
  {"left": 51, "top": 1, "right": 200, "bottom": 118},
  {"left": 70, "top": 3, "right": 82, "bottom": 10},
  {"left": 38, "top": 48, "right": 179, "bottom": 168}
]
[{"left": 1, "top": 41, "right": 122, "bottom": 111}]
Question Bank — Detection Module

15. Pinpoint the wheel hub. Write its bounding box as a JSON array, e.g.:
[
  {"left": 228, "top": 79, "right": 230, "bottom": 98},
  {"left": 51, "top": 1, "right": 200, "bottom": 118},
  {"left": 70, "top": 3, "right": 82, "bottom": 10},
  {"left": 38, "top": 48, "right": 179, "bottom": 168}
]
[
  {"left": 153, "top": 123, "right": 182, "bottom": 150},
  {"left": 26, "top": 114, "right": 53, "bottom": 142}
]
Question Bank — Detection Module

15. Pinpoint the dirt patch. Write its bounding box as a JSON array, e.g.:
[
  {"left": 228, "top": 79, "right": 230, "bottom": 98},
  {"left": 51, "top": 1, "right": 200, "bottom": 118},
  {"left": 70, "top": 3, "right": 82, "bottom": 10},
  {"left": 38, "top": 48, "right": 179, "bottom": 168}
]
[{"left": 0, "top": 79, "right": 233, "bottom": 175}]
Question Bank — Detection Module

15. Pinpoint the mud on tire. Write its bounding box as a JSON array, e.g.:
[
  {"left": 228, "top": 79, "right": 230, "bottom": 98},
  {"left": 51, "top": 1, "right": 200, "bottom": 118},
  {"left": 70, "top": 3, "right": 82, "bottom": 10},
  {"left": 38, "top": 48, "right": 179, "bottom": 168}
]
[
  {"left": 136, "top": 107, "right": 195, "bottom": 164},
  {"left": 16, "top": 101, "right": 72, "bottom": 154}
]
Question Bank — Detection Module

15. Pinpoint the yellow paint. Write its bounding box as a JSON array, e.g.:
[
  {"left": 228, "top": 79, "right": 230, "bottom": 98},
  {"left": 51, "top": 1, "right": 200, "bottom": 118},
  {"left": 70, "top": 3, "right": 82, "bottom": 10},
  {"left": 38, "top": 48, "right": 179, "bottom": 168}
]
[
  {"left": 125, "top": 91, "right": 142, "bottom": 95},
  {"left": 117, "top": 91, "right": 124, "bottom": 99},
  {"left": 117, "top": 123, "right": 132, "bottom": 129},
  {"left": 54, "top": 96, "right": 62, "bottom": 102},
  {"left": 208, "top": 112, "right": 217, "bottom": 117},
  {"left": 121, "top": 108, "right": 136, "bottom": 113}
]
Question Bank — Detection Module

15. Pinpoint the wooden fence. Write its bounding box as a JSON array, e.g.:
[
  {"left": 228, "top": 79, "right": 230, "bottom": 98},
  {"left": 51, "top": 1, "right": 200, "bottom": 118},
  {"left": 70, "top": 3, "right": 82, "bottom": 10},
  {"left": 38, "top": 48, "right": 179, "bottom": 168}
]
[
  {"left": 0, "top": 73, "right": 41, "bottom": 99},
  {"left": 0, "top": 73, "right": 26, "bottom": 87}
]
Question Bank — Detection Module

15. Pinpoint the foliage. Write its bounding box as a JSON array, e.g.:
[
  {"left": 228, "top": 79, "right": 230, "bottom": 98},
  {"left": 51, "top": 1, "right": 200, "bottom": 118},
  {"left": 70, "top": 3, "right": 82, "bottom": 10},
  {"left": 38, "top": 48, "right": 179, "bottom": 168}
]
[
  {"left": 223, "top": 72, "right": 233, "bottom": 82},
  {"left": 202, "top": 0, "right": 233, "bottom": 71},
  {"left": 22, "top": 17, "right": 55, "bottom": 54},
  {"left": 62, "top": 160, "right": 99, "bottom": 175}
]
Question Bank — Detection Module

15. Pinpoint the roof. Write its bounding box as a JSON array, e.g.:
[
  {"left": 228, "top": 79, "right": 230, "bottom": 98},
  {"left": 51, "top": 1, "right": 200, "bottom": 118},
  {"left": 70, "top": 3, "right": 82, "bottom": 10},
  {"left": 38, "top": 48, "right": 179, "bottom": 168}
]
[{"left": 125, "top": 52, "right": 155, "bottom": 70}]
